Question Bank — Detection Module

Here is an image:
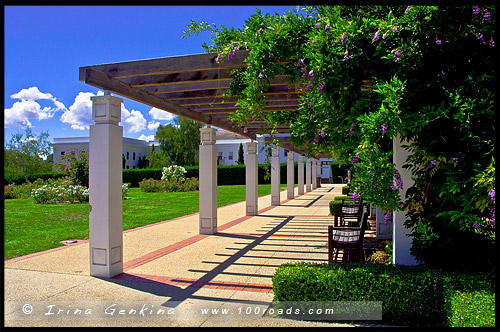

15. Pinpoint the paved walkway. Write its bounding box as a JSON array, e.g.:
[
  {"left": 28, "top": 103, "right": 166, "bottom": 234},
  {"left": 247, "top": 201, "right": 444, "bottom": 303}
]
[{"left": 4, "top": 184, "right": 368, "bottom": 327}]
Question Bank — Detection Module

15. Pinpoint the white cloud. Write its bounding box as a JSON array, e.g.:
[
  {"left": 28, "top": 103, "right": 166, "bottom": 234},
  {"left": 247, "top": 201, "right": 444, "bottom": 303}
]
[
  {"left": 147, "top": 121, "right": 161, "bottom": 131},
  {"left": 138, "top": 134, "right": 156, "bottom": 142},
  {"left": 121, "top": 105, "right": 147, "bottom": 133},
  {"left": 60, "top": 91, "right": 102, "bottom": 130},
  {"left": 149, "top": 107, "right": 175, "bottom": 121},
  {"left": 5, "top": 86, "right": 67, "bottom": 128}
]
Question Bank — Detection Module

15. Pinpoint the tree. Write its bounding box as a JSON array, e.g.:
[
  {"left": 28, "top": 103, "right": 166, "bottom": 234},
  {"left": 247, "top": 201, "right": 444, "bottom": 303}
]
[
  {"left": 186, "top": 5, "right": 495, "bottom": 270},
  {"left": 237, "top": 142, "right": 245, "bottom": 165},
  {"left": 5, "top": 127, "right": 53, "bottom": 182},
  {"left": 155, "top": 116, "right": 203, "bottom": 166}
]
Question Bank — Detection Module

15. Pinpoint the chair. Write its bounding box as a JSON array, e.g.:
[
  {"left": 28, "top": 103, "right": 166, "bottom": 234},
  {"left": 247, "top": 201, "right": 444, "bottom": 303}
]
[
  {"left": 328, "top": 211, "right": 369, "bottom": 263},
  {"left": 334, "top": 198, "right": 363, "bottom": 227}
]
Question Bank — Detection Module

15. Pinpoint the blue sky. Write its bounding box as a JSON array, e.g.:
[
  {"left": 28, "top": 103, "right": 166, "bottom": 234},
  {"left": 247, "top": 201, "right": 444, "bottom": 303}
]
[{"left": 4, "top": 5, "right": 298, "bottom": 147}]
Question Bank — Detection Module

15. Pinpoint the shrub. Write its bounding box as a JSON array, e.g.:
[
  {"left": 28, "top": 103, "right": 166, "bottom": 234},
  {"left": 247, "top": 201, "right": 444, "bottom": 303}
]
[
  {"left": 328, "top": 195, "right": 359, "bottom": 216},
  {"left": 31, "top": 184, "right": 89, "bottom": 204},
  {"left": 272, "top": 262, "right": 495, "bottom": 327},
  {"left": 138, "top": 177, "right": 199, "bottom": 193},
  {"left": 4, "top": 172, "right": 66, "bottom": 186},
  {"left": 342, "top": 183, "right": 352, "bottom": 195},
  {"left": 161, "top": 165, "right": 187, "bottom": 182}
]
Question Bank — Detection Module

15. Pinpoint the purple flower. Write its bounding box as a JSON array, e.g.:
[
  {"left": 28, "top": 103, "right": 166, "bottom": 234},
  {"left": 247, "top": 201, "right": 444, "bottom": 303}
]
[
  {"left": 452, "top": 157, "right": 458, "bottom": 164},
  {"left": 306, "top": 84, "right": 312, "bottom": 92},
  {"left": 484, "top": 11, "right": 491, "bottom": 21},
  {"left": 293, "top": 63, "right": 298, "bottom": 70},
  {"left": 314, "top": 23, "right": 320, "bottom": 28},
  {"left": 243, "top": 128, "right": 248, "bottom": 134},
  {"left": 382, "top": 33, "right": 387, "bottom": 40},
  {"left": 318, "top": 78, "right": 325, "bottom": 94},
  {"left": 259, "top": 28, "right": 264, "bottom": 34},
  {"left": 489, "top": 38, "right": 495, "bottom": 47},
  {"left": 394, "top": 49, "right": 402, "bottom": 62},
  {"left": 352, "top": 152, "right": 359, "bottom": 163},
  {"left": 341, "top": 32, "right": 347, "bottom": 43},
  {"left": 381, "top": 123, "right": 387, "bottom": 136},
  {"left": 384, "top": 211, "right": 392, "bottom": 226},
  {"left": 299, "top": 59, "right": 304, "bottom": 66},
  {"left": 392, "top": 27, "right": 397, "bottom": 33},
  {"left": 390, "top": 180, "right": 398, "bottom": 192},
  {"left": 344, "top": 55, "right": 349, "bottom": 61},
  {"left": 405, "top": 6, "right": 412, "bottom": 14},
  {"left": 311, "top": 40, "right": 315, "bottom": 44},
  {"left": 307, "top": 102, "right": 312, "bottom": 109},
  {"left": 427, "top": 160, "right": 437, "bottom": 169},
  {"left": 314, "top": 134, "right": 319, "bottom": 143},
  {"left": 308, "top": 70, "right": 314, "bottom": 79},
  {"left": 216, "top": 54, "right": 222, "bottom": 62},
  {"left": 473, "top": 222, "right": 481, "bottom": 229},
  {"left": 473, "top": 6, "right": 480, "bottom": 15},
  {"left": 269, "top": 52, "right": 274, "bottom": 58},
  {"left": 490, "top": 188, "right": 495, "bottom": 203},
  {"left": 258, "top": 72, "right": 264, "bottom": 79},
  {"left": 394, "top": 168, "right": 403, "bottom": 189},
  {"left": 320, "top": 127, "right": 326, "bottom": 138},
  {"left": 436, "top": 38, "right": 442, "bottom": 45},
  {"left": 301, "top": 67, "right": 307, "bottom": 76},
  {"left": 477, "top": 33, "right": 485, "bottom": 43},
  {"left": 373, "top": 30, "right": 381, "bottom": 42},
  {"left": 349, "top": 124, "right": 354, "bottom": 136},
  {"left": 232, "top": 41, "right": 238, "bottom": 47},
  {"left": 325, "top": 24, "right": 330, "bottom": 32},
  {"left": 352, "top": 189, "right": 359, "bottom": 202}
]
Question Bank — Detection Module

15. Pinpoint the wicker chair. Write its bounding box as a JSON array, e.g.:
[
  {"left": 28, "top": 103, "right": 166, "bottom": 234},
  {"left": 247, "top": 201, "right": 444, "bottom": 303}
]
[{"left": 328, "top": 210, "right": 369, "bottom": 263}]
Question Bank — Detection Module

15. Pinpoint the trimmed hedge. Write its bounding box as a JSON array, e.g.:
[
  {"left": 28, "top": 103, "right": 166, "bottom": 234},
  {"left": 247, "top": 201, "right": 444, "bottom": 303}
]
[
  {"left": 330, "top": 162, "right": 350, "bottom": 184},
  {"left": 4, "top": 172, "right": 66, "bottom": 186},
  {"left": 122, "top": 163, "right": 298, "bottom": 187},
  {"left": 272, "top": 262, "right": 495, "bottom": 327}
]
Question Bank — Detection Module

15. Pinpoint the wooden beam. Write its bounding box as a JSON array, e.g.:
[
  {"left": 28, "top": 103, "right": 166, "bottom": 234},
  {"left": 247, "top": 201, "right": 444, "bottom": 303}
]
[
  {"left": 123, "top": 70, "right": 234, "bottom": 87},
  {"left": 79, "top": 51, "right": 249, "bottom": 80}
]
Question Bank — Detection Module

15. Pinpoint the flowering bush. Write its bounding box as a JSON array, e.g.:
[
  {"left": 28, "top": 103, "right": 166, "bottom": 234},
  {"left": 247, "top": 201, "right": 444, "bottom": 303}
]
[
  {"left": 139, "top": 177, "right": 199, "bottom": 193},
  {"left": 161, "top": 165, "right": 187, "bottom": 182},
  {"left": 31, "top": 184, "right": 89, "bottom": 204},
  {"left": 187, "top": 5, "right": 495, "bottom": 271}
]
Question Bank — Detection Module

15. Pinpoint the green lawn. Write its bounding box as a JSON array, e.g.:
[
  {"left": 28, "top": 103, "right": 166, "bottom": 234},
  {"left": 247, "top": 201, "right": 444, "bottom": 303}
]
[{"left": 4, "top": 184, "right": 286, "bottom": 260}]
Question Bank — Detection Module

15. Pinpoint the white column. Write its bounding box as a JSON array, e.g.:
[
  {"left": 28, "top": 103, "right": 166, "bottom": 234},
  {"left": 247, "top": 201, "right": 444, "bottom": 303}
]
[
  {"left": 287, "top": 151, "right": 295, "bottom": 199},
  {"left": 305, "top": 158, "right": 312, "bottom": 192},
  {"left": 312, "top": 159, "right": 317, "bottom": 189},
  {"left": 89, "top": 92, "right": 123, "bottom": 278},
  {"left": 245, "top": 141, "right": 258, "bottom": 216},
  {"left": 392, "top": 134, "right": 417, "bottom": 265},
  {"left": 199, "top": 127, "right": 217, "bottom": 234},
  {"left": 317, "top": 160, "right": 322, "bottom": 187},
  {"left": 271, "top": 146, "right": 281, "bottom": 206},
  {"left": 298, "top": 155, "right": 304, "bottom": 195}
]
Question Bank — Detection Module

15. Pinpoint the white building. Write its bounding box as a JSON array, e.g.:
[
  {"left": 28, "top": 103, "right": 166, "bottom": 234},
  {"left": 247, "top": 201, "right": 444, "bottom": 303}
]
[
  {"left": 51, "top": 130, "right": 333, "bottom": 181},
  {"left": 51, "top": 137, "right": 159, "bottom": 169}
]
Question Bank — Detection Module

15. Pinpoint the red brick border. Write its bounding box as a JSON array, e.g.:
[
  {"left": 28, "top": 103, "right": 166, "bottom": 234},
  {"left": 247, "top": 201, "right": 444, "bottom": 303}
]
[{"left": 114, "top": 272, "right": 273, "bottom": 293}]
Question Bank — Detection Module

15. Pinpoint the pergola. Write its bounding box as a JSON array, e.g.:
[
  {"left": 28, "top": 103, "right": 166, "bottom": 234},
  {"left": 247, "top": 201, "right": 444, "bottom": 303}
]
[{"left": 79, "top": 52, "right": 416, "bottom": 278}]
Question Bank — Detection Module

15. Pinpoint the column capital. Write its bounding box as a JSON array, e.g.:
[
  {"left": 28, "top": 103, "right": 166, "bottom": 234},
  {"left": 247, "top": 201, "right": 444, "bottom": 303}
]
[
  {"left": 287, "top": 151, "right": 294, "bottom": 161},
  {"left": 200, "top": 127, "right": 217, "bottom": 145},
  {"left": 91, "top": 94, "right": 123, "bottom": 124},
  {"left": 298, "top": 155, "right": 304, "bottom": 162},
  {"left": 246, "top": 141, "right": 258, "bottom": 154},
  {"left": 271, "top": 145, "right": 280, "bottom": 157}
]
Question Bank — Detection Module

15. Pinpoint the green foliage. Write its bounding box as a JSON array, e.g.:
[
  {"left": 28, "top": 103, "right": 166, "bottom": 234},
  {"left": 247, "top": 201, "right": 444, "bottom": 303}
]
[
  {"left": 187, "top": 5, "right": 496, "bottom": 270},
  {"left": 161, "top": 165, "right": 187, "bottom": 182},
  {"left": 155, "top": 116, "right": 203, "bottom": 166},
  {"left": 4, "top": 128, "right": 53, "bottom": 182},
  {"left": 138, "top": 178, "right": 199, "bottom": 193},
  {"left": 328, "top": 195, "right": 360, "bottom": 215},
  {"left": 272, "top": 262, "right": 495, "bottom": 327},
  {"left": 66, "top": 151, "right": 89, "bottom": 187},
  {"left": 330, "top": 162, "right": 350, "bottom": 183}
]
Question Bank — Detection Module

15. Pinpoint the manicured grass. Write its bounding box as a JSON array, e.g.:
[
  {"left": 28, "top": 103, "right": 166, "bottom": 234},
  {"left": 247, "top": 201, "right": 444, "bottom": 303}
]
[{"left": 4, "top": 184, "right": 286, "bottom": 260}]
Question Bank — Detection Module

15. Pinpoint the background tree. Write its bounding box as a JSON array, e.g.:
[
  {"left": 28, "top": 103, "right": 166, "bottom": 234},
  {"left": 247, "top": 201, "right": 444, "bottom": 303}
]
[
  {"left": 186, "top": 5, "right": 495, "bottom": 271},
  {"left": 4, "top": 127, "right": 53, "bottom": 182},
  {"left": 237, "top": 142, "right": 245, "bottom": 165},
  {"left": 155, "top": 116, "right": 202, "bottom": 166}
]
